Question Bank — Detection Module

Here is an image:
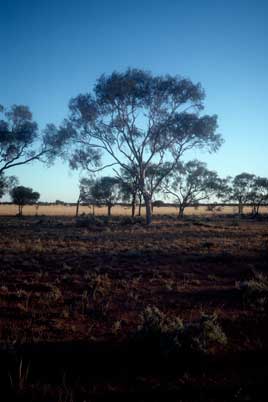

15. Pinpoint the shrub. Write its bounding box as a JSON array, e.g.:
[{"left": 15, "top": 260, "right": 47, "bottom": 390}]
[
  {"left": 239, "top": 272, "right": 268, "bottom": 311},
  {"left": 137, "top": 306, "right": 184, "bottom": 356},
  {"left": 183, "top": 312, "right": 227, "bottom": 353},
  {"left": 136, "top": 307, "right": 227, "bottom": 356},
  {"left": 75, "top": 215, "right": 105, "bottom": 228},
  {"left": 119, "top": 216, "right": 145, "bottom": 225}
]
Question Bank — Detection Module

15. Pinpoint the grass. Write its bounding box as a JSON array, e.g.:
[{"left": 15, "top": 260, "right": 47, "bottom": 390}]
[{"left": 1, "top": 203, "right": 268, "bottom": 216}]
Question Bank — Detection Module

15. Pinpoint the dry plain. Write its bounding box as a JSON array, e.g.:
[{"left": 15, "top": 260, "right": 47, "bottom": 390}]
[{"left": 0, "top": 208, "right": 267, "bottom": 401}]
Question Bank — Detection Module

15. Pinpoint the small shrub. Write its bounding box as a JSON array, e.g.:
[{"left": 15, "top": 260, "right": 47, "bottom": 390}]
[
  {"left": 75, "top": 215, "right": 105, "bottom": 228},
  {"left": 119, "top": 216, "right": 145, "bottom": 225},
  {"left": 136, "top": 307, "right": 227, "bottom": 356},
  {"left": 137, "top": 306, "right": 184, "bottom": 356},
  {"left": 239, "top": 272, "right": 268, "bottom": 311},
  {"left": 184, "top": 313, "right": 227, "bottom": 354}
]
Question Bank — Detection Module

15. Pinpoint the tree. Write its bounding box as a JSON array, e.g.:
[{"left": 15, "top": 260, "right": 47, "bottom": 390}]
[
  {"left": 0, "top": 174, "right": 18, "bottom": 199},
  {"left": 10, "top": 186, "right": 40, "bottom": 216},
  {"left": 117, "top": 166, "right": 140, "bottom": 217},
  {"left": 77, "top": 177, "right": 97, "bottom": 216},
  {"left": 58, "top": 69, "right": 222, "bottom": 224},
  {"left": 249, "top": 177, "right": 268, "bottom": 215},
  {"left": 152, "top": 200, "right": 165, "bottom": 211},
  {"left": 0, "top": 104, "right": 65, "bottom": 175},
  {"left": 227, "top": 173, "right": 256, "bottom": 215},
  {"left": 91, "top": 177, "right": 119, "bottom": 216},
  {"left": 163, "top": 160, "right": 225, "bottom": 217}
]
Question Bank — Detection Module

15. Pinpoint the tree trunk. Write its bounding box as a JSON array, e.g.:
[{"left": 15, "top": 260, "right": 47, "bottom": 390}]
[
  {"left": 108, "top": 204, "right": 112, "bottom": 217},
  {"left": 143, "top": 194, "right": 152, "bottom": 225},
  {"left": 131, "top": 193, "right": 136, "bottom": 218},
  {"left": 92, "top": 204, "right": 95, "bottom": 216},
  {"left": 178, "top": 205, "right": 185, "bottom": 218},
  {"left": 138, "top": 194, "right": 142, "bottom": 216},
  {"left": 75, "top": 197, "right": 80, "bottom": 217},
  {"left": 238, "top": 201, "right": 243, "bottom": 215},
  {"left": 256, "top": 204, "right": 260, "bottom": 215}
]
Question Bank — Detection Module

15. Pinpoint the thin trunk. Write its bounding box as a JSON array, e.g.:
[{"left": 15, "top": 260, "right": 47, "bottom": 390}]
[
  {"left": 92, "top": 204, "right": 95, "bottom": 216},
  {"left": 76, "top": 197, "right": 80, "bottom": 217},
  {"left": 131, "top": 192, "right": 136, "bottom": 218},
  {"left": 238, "top": 202, "right": 243, "bottom": 215},
  {"left": 108, "top": 204, "right": 112, "bottom": 217},
  {"left": 138, "top": 194, "right": 142, "bottom": 216},
  {"left": 143, "top": 194, "right": 152, "bottom": 225},
  {"left": 178, "top": 205, "right": 185, "bottom": 218}
]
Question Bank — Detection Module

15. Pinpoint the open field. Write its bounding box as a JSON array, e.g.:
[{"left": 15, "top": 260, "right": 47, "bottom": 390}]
[
  {"left": 1, "top": 203, "right": 268, "bottom": 216},
  {"left": 0, "top": 214, "right": 268, "bottom": 401}
]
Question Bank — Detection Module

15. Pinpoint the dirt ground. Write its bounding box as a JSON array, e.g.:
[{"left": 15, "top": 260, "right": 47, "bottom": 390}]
[{"left": 0, "top": 214, "right": 268, "bottom": 401}]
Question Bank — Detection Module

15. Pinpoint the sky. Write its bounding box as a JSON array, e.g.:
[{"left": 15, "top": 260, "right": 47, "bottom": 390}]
[{"left": 0, "top": 0, "right": 268, "bottom": 202}]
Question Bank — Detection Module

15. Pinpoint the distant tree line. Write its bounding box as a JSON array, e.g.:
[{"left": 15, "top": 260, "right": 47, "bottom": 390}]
[
  {"left": 76, "top": 169, "right": 268, "bottom": 218},
  {"left": 1, "top": 69, "right": 267, "bottom": 220}
]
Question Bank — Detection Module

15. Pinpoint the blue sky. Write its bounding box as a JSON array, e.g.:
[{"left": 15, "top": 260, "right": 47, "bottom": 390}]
[{"left": 1, "top": 0, "right": 267, "bottom": 201}]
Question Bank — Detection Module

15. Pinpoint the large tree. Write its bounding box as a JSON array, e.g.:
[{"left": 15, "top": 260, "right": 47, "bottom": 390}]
[
  {"left": 59, "top": 69, "right": 222, "bottom": 224},
  {"left": 163, "top": 160, "right": 225, "bottom": 217},
  {"left": 0, "top": 104, "right": 64, "bottom": 175}
]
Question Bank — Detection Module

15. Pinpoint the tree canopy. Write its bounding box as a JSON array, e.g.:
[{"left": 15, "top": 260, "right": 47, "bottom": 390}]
[
  {"left": 163, "top": 160, "right": 225, "bottom": 217},
  {"left": 10, "top": 186, "right": 40, "bottom": 216},
  {"left": 0, "top": 104, "right": 65, "bottom": 175},
  {"left": 57, "top": 68, "right": 223, "bottom": 223}
]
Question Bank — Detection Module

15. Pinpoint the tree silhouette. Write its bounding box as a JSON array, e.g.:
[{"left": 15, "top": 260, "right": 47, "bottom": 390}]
[
  {"left": 0, "top": 104, "right": 65, "bottom": 175},
  {"left": 10, "top": 186, "right": 40, "bottom": 216}
]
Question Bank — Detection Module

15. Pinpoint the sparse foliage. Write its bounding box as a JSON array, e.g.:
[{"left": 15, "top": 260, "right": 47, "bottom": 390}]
[
  {"left": 0, "top": 105, "right": 64, "bottom": 174},
  {"left": 58, "top": 69, "right": 222, "bottom": 224},
  {"left": 90, "top": 176, "right": 120, "bottom": 216},
  {"left": 163, "top": 160, "right": 226, "bottom": 217},
  {"left": 226, "top": 173, "right": 256, "bottom": 214}
]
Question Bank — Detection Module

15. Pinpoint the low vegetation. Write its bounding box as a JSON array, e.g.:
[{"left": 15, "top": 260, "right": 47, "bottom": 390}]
[{"left": 0, "top": 215, "right": 267, "bottom": 400}]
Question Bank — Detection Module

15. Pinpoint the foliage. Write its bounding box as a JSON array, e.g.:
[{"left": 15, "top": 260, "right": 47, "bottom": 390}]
[
  {"left": 183, "top": 312, "right": 227, "bottom": 354},
  {"left": 10, "top": 186, "right": 40, "bottom": 216},
  {"left": 75, "top": 214, "right": 105, "bottom": 228},
  {"left": 137, "top": 306, "right": 184, "bottom": 356},
  {"left": 0, "top": 174, "right": 18, "bottom": 198},
  {"left": 137, "top": 307, "right": 227, "bottom": 356},
  {"left": 239, "top": 272, "right": 268, "bottom": 311},
  {"left": 0, "top": 105, "right": 64, "bottom": 174},
  {"left": 163, "top": 160, "right": 226, "bottom": 217},
  {"left": 57, "top": 68, "right": 222, "bottom": 223},
  {"left": 79, "top": 177, "right": 96, "bottom": 204},
  {"left": 249, "top": 177, "right": 268, "bottom": 215},
  {"left": 226, "top": 173, "right": 256, "bottom": 214},
  {"left": 90, "top": 176, "right": 120, "bottom": 216}
]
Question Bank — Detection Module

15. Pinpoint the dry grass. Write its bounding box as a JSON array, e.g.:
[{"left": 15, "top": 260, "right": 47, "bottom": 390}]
[
  {"left": 0, "top": 214, "right": 268, "bottom": 401},
  {"left": 0, "top": 204, "right": 267, "bottom": 216}
]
